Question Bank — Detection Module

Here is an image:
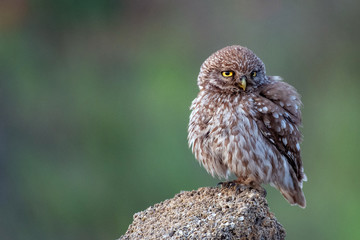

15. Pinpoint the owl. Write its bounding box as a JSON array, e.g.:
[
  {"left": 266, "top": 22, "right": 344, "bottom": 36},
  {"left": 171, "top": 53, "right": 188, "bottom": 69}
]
[{"left": 188, "top": 45, "right": 306, "bottom": 208}]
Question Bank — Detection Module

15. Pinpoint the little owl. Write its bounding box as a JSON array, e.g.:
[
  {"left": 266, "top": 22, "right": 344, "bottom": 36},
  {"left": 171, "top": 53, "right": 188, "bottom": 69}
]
[{"left": 188, "top": 45, "right": 306, "bottom": 208}]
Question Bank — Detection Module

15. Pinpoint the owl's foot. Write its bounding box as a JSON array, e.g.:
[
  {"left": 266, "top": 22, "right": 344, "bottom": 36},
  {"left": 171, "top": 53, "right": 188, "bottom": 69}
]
[
  {"left": 250, "top": 185, "right": 267, "bottom": 197},
  {"left": 237, "top": 178, "right": 267, "bottom": 197},
  {"left": 218, "top": 179, "right": 267, "bottom": 197},
  {"left": 217, "top": 181, "right": 248, "bottom": 194},
  {"left": 237, "top": 183, "right": 267, "bottom": 197},
  {"left": 217, "top": 181, "right": 237, "bottom": 188},
  {"left": 235, "top": 184, "right": 248, "bottom": 194}
]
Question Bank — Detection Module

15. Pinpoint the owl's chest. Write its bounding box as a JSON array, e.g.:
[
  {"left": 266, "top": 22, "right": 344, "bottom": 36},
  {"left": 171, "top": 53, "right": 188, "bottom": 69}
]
[
  {"left": 190, "top": 93, "right": 260, "bottom": 147},
  {"left": 206, "top": 98, "right": 255, "bottom": 138},
  {"left": 204, "top": 98, "right": 269, "bottom": 167}
]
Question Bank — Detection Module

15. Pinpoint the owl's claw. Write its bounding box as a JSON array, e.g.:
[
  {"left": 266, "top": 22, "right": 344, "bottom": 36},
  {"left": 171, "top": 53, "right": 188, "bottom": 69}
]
[
  {"left": 218, "top": 180, "right": 267, "bottom": 197},
  {"left": 235, "top": 184, "right": 247, "bottom": 194},
  {"left": 249, "top": 185, "right": 267, "bottom": 197},
  {"left": 217, "top": 181, "right": 236, "bottom": 188},
  {"left": 218, "top": 181, "right": 247, "bottom": 194},
  {"left": 262, "top": 187, "right": 267, "bottom": 197}
]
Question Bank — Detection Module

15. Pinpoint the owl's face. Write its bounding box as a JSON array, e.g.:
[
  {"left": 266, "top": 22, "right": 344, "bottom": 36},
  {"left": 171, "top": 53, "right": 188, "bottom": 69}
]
[{"left": 198, "top": 46, "right": 267, "bottom": 93}]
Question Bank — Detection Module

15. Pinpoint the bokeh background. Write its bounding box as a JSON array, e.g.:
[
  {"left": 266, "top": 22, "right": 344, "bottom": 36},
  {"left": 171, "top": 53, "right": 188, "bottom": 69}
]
[{"left": 1, "top": 0, "right": 360, "bottom": 239}]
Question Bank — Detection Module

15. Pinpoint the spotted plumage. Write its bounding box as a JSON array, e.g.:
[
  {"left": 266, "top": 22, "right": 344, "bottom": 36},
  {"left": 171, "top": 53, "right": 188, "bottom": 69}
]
[{"left": 188, "top": 45, "right": 306, "bottom": 207}]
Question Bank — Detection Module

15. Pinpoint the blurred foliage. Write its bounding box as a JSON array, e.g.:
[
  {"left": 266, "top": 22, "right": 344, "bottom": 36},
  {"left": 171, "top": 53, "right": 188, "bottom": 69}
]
[{"left": 1, "top": 0, "right": 360, "bottom": 239}]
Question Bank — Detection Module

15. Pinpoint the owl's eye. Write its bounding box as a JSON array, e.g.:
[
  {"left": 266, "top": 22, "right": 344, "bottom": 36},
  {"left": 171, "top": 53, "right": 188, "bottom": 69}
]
[
  {"left": 251, "top": 71, "right": 257, "bottom": 78},
  {"left": 221, "top": 71, "right": 234, "bottom": 77}
]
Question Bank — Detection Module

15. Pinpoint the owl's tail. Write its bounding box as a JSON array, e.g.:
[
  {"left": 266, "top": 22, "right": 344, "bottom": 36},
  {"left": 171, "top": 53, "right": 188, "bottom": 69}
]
[
  {"left": 279, "top": 187, "right": 306, "bottom": 208},
  {"left": 275, "top": 176, "right": 306, "bottom": 208}
]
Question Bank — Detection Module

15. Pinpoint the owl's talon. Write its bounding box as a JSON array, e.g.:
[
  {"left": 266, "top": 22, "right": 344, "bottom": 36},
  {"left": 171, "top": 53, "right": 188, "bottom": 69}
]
[
  {"left": 260, "top": 187, "right": 267, "bottom": 197},
  {"left": 249, "top": 185, "right": 267, "bottom": 197},
  {"left": 218, "top": 181, "right": 236, "bottom": 188},
  {"left": 235, "top": 184, "right": 246, "bottom": 194}
]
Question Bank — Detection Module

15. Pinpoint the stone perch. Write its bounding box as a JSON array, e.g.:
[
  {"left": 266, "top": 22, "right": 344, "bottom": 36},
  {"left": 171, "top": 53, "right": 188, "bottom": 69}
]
[{"left": 119, "top": 186, "right": 286, "bottom": 240}]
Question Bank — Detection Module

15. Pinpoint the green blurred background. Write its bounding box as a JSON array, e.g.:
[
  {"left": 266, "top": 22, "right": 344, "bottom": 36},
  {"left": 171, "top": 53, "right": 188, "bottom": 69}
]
[{"left": 1, "top": 0, "right": 359, "bottom": 239}]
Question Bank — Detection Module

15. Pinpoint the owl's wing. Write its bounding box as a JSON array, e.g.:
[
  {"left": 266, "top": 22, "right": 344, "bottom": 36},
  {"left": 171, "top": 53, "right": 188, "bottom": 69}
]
[{"left": 253, "top": 78, "right": 304, "bottom": 181}]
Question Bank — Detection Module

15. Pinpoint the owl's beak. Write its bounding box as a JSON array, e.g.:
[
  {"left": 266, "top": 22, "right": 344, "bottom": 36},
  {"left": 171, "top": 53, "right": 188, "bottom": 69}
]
[{"left": 238, "top": 76, "right": 247, "bottom": 91}]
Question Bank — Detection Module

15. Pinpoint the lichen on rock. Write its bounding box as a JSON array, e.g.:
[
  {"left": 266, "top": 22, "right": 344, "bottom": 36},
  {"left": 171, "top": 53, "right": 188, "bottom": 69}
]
[{"left": 119, "top": 186, "right": 286, "bottom": 240}]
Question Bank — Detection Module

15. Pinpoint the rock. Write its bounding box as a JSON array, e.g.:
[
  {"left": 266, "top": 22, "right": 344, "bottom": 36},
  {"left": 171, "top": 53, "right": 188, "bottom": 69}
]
[{"left": 119, "top": 186, "right": 286, "bottom": 240}]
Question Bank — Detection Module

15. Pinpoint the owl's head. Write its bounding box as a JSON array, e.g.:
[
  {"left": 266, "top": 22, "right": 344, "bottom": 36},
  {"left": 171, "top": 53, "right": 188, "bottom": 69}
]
[{"left": 198, "top": 45, "right": 267, "bottom": 93}]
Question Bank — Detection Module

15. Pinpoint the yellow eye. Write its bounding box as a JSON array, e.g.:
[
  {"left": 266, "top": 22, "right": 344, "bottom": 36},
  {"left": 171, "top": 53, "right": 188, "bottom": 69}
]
[
  {"left": 251, "top": 71, "right": 257, "bottom": 78},
  {"left": 221, "top": 71, "right": 234, "bottom": 77}
]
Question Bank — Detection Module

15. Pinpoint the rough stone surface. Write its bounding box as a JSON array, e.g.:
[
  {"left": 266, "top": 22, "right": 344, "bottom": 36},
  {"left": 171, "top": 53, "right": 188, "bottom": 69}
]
[{"left": 119, "top": 186, "right": 286, "bottom": 240}]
